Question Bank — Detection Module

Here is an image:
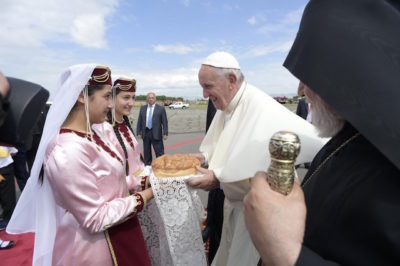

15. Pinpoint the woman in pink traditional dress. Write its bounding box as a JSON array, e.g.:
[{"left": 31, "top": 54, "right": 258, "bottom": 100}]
[
  {"left": 6, "top": 64, "right": 152, "bottom": 266},
  {"left": 99, "top": 77, "right": 148, "bottom": 193}
]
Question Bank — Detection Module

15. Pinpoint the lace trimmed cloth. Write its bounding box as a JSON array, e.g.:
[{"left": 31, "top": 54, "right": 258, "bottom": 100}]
[{"left": 138, "top": 167, "right": 207, "bottom": 266}]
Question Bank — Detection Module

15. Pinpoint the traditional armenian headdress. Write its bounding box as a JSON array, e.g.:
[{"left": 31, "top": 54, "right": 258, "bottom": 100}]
[{"left": 113, "top": 77, "right": 136, "bottom": 93}]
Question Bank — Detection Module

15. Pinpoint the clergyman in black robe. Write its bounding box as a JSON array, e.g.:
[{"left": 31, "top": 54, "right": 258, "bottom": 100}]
[{"left": 244, "top": 0, "right": 400, "bottom": 265}]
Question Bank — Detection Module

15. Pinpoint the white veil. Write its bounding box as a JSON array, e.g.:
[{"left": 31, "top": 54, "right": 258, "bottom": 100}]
[{"left": 6, "top": 64, "right": 96, "bottom": 266}]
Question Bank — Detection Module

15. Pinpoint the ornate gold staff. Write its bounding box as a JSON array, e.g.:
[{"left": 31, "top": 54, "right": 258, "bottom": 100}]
[{"left": 267, "top": 131, "right": 301, "bottom": 195}]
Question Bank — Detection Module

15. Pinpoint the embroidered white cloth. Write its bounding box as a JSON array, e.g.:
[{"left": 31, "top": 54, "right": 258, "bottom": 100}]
[{"left": 139, "top": 168, "right": 206, "bottom": 266}]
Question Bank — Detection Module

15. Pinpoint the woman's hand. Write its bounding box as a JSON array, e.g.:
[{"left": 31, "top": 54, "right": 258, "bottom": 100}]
[{"left": 141, "top": 187, "right": 154, "bottom": 201}]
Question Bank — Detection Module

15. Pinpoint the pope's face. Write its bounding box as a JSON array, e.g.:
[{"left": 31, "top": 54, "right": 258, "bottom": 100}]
[
  {"left": 88, "top": 85, "right": 112, "bottom": 124},
  {"left": 198, "top": 65, "right": 233, "bottom": 111}
]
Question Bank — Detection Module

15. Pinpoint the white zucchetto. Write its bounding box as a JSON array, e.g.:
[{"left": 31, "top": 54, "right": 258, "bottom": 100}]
[{"left": 202, "top": 51, "right": 240, "bottom": 70}]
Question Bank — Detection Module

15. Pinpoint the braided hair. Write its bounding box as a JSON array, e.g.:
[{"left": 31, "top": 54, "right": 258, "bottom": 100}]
[
  {"left": 123, "top": 115, "right": 135, "bottom": 136},
  {"left": 107, "top": 112, "right": 130, "bottom": 175},
  {"left": 123, "top": 115, "right": 145, "bottom": 163}
]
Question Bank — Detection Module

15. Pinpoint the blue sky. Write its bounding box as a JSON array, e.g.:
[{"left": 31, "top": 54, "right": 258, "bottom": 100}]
[{"left": 0, "top": 0, "right": 307, "bottom": 100}]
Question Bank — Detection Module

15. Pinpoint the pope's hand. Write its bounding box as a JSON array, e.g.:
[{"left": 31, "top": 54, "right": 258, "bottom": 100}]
[
  {"left": 186, "top": 166, "right": 219, "bottom": 191},
  {"left": 243, "top": 171, "right": 306, "bottom": 266}
]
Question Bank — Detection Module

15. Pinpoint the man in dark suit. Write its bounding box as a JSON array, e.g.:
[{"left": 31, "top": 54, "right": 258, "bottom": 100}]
[
  {"left": 296, "top": 82, "right": 310, "bottom": 121},
  {"left": 0, "top": 72, "right": 10, "bottom": 127},
  {"left": 137, "top": 92, "right": 168, "bottom": 165},
  {"left": 296, "top": 98, "right": 309, "bottom": 120}
]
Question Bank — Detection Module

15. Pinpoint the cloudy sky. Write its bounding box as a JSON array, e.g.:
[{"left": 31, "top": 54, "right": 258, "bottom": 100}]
[{"left": 0, "top": 0, "right": 307, "bottom": 100}]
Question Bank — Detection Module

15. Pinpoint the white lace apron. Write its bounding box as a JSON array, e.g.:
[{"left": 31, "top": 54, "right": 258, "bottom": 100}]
[{"left": 138, "top": 168, "right": 207, "bottom": 266}]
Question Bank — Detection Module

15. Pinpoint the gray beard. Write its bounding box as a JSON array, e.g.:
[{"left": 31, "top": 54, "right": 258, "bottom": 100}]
[{"left": 308, "top": 95, "right": 345, "bottom": 138}]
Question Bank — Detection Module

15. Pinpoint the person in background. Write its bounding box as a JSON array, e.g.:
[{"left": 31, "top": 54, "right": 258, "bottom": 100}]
[
  {"left": 0, "top": 72, "right": 10, "bottom": 127},
  {"left": 12, "top": 143, "right": 29, "bottom": 191},
  {"left": 295, "top": 82, "right": 311, "bottom": 121},
  {"left": 0, "top": 145, "right": 17, "bottom": 230},
  {"left": 0, "top": 71, "right": 15, "bottom": 250},
  {"left": 137, "top": 92, "right": 168, "bottom": 165},
  {"left": 7, "top": 64, "right": 153, "bottom": 265},
  {"left": 244, "top": 0, "right": 400, "bottom": 265},
  {"left": 26, "top": 103, "right": 50, "bottom": 172}
]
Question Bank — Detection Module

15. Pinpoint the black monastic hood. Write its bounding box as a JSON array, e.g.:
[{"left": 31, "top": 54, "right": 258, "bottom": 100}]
[{"left": 284, "top": 0, "right": 400, "bottom": 169}]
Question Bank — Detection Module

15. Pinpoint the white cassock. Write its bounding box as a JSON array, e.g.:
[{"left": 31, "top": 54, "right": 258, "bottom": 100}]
[{"left": 200, "top": 81, "right": 326, "bottom": 266}]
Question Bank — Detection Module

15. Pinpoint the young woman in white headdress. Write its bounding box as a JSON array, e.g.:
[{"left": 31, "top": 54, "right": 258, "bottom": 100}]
[{"left": 6, "top": 64, "right": 153, "bottom": 266}]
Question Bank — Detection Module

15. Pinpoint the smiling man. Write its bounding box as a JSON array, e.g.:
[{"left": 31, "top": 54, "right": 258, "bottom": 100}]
[{"left": 188, "top": 51, "right": 326, "bottom": 266}]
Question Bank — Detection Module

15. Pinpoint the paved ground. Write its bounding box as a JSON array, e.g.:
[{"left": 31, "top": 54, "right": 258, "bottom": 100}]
[{"left": 131, "top": 107, "right": 208, "bottom": 134}]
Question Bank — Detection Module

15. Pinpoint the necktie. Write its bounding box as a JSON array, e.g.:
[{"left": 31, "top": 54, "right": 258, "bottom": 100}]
[{"left": 147, "top": 105, "right": 153, "bottom": 129}]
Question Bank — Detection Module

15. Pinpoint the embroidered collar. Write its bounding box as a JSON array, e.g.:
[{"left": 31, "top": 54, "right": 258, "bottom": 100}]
[{"left": 60, "top": 128, "right": 124, "bottom": 165}]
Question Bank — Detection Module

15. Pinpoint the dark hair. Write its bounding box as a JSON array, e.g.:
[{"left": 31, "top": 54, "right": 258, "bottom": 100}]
[
  {"left": 38, "top": 165, "right": 45, "bottom": 184},
  {"left": 106, "top": 112, "right": 129, "bottom": 175},
  {"left": 87, "top": 84, "right": 107, "bottom": 96}
]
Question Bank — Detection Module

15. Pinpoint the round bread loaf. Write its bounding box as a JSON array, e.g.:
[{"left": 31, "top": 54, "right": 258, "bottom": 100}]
[{"left": 152, "top": 154, "right": 200, "bottom": 177}]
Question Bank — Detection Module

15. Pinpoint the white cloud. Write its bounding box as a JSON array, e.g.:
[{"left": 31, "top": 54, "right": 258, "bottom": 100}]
[
  {"left": 153, "top": 43, "right": 203, "bottom": 55},
  {"left": 0, "top": 0, "right": 118, "bottom": 98},
  {"left": 246, "top": 62, "right": 299, "bottom": 96},
  {"left": 182, "top": 0, "right": 190, "bottom": 7},
  {"left": 71, "top": 14, "right": 107, "bottom": 48},
  {"left": 0, "top": 0, "right": 117, "bottom": 49},
  {"left": 282, "top": 7, "right": 304, "bottom": 25},
  {"left": 111, "top": 66, "right": 202, "bottom": 99},
  {"left": 223, "top": 4, "right": 239, "bottom": 11},
  {"left": 248, "top": 16, "right": 257, "bottom": 25},
  {"left": 136, "top": 68, "right": 199, "bottom": 91},
  {"left": 257, "top": 7, "right": 304, "bottom": 34},
  {"left": 246, "top": 41, "right": 293, "bottom": 57}
]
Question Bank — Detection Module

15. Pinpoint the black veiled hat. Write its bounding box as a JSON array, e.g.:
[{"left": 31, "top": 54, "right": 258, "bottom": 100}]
[{"left": 284, "top": 0, "right": 400, "bottom": 169}]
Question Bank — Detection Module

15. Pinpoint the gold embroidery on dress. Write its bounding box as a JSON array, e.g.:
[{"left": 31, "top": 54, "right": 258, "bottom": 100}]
[{"left": 105, "top": 230, "right": 119, "bottom": 266}]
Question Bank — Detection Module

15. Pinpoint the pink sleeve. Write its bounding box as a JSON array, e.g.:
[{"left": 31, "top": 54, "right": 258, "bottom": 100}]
[
  {"left": 44, "top": 142, "right": 140, "bottom": 233},
  {"left": 126, "top": 174, "right": 141, "bottom": 192}
]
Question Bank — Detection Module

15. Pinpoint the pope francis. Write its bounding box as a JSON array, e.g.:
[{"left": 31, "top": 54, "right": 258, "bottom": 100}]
[{"left": 188, "top": 51, "right": 326, "bottom": 266}]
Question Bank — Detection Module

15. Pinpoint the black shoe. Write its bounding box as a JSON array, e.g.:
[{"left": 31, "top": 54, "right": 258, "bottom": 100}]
[{"left": 0, "top": 239, "right": 15, "bottom": 250}]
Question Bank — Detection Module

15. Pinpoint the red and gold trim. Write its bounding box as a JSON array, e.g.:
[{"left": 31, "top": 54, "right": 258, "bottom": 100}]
[
  {"left": 59, "top": 128, "right": 124, "bottom": 166},
  {"left": 133, "top": 192, "right": 146, "bottom": 213},
  {"left": 104, "top": 215, "right": 151, "bottom": 266},
  {"left": 117, "top": 122, "right": 135, "bottom": 150},
  {"left": 113, "top": 77, "right": 136, "bottom": 93},
  {"left": 140, "top": 176, "right": 151, "bottom": 191},
  {"left": 88, "top": 65, "right": 112, "bottom": 86}
]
